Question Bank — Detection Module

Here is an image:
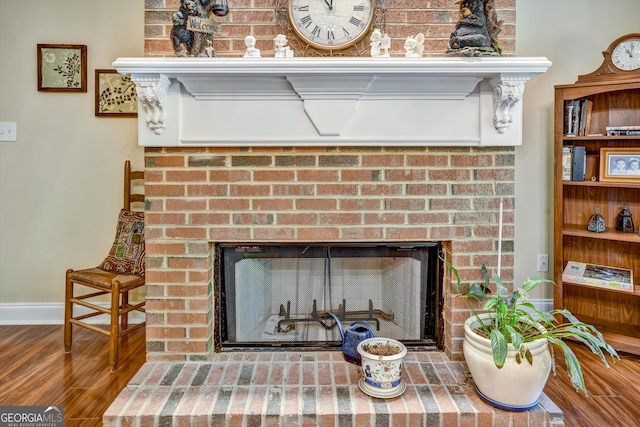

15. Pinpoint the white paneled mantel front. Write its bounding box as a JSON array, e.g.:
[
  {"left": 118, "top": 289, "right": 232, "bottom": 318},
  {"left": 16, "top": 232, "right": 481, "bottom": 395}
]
[{"left": 113, "top": 57, "right": 551, "bottom": 147}]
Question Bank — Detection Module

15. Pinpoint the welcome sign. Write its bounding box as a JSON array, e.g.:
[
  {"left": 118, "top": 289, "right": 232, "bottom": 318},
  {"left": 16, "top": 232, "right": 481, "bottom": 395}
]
[{"left": 187, "top": 16, "right": 220, "bottom": 35}]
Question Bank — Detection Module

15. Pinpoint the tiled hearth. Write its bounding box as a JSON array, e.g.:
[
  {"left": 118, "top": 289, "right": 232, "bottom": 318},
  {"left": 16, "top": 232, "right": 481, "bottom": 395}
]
[{"left": 104, "top": 351, "right": 563, "bottom": 426}]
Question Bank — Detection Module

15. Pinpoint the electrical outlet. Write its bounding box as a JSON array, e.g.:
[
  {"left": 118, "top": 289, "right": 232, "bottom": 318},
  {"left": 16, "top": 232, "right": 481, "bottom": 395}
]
[
  {"left": 0, "top": 122, "right": 17, "bottom": 141},
  {"left": 537, "top": 254, "right": 548, "bottom": 272}
]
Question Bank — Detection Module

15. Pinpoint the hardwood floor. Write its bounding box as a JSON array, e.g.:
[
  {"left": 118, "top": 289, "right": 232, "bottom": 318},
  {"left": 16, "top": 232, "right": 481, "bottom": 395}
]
[
  {"left": 1, "top": 325, "right": 639, "bottom": 426},
  {"left": 0, "top": 325, "right": 145, "bottom": 427}
]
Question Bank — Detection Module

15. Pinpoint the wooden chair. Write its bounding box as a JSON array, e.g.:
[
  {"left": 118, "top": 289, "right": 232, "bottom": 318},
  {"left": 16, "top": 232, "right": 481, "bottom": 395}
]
[{"left": 64, "top": 160, "right": 145, "bottom": 372}]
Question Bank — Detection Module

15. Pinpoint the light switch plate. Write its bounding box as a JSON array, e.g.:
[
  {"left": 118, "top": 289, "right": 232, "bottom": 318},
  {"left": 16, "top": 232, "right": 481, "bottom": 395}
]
[{"left": 0, "top": 122, "right": 17, "bottom": 141}]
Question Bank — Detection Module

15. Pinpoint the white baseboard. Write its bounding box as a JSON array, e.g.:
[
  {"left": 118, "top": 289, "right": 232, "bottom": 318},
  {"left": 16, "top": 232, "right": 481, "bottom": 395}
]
[
  {"left": 529, "top": 298, "right": 554, "bottom": 313},
  {"left": 0, "top": 302, "right": 145, "bottom": 325}
]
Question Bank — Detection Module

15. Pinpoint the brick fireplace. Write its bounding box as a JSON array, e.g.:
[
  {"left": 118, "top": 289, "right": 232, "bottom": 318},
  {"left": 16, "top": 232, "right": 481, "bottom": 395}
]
[
  {"left": 102, "top": 57, "right": 561, "bottom": 426},
  {"left": 115, "top": 57, "right": 553, "bottom": 364}
]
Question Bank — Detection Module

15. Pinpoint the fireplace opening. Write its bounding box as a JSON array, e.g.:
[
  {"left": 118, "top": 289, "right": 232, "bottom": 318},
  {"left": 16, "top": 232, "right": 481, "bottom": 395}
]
[{"left": 215, "top": 242, "right": 443, "bottom": 351}]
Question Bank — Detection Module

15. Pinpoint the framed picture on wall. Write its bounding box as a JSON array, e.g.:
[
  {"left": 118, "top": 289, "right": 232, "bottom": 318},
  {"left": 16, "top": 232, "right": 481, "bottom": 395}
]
[
  {"left": 599, "top": 147, "right": 640, "bottom": 183},
  {"left": 37, "top": 44, "right": 87, "bottom": 92},
  {"left": 94, "top": 69, "right": 137, "bottom": 117}
]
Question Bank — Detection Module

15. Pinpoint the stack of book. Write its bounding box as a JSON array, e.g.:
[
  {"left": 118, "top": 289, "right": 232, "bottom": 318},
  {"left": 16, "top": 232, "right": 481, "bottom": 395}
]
[
  {"left": 563, "top": 98, "right": 593, "bottom": 137},
  {"left": 606, "top": 126, "right": 640, "bottom": 136}
]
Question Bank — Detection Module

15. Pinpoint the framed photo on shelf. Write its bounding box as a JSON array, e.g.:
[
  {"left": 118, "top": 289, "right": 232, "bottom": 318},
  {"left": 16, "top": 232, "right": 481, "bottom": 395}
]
[
  {"left": 37, "top": 44, "right": 87, "bottom": 92},
  {"left": 599, "top": 147, "right": 640, "bottom": 183},
  {"left": 94, "top": 69, "right": 137, "bottom": 117}
]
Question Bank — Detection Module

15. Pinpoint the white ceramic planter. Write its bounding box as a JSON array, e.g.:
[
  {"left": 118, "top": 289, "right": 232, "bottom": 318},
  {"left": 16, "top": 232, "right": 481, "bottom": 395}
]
[
  {"left": 357, "top": 337, "right": 407, "bottom": 398},
  {"left": 463, "top": 313, "right": 552, "bottom": 410}
]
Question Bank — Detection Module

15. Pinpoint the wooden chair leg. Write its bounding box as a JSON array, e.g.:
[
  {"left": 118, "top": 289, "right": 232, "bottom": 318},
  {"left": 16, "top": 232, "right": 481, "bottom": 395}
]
[
  {"left": 109, "top": 280, "right": 121, "bottom": 373},
  {"left": 121, "top": 291, "right": 129, "bottom": 332},
  {"left": 64, "top": 269, "right": 74, "bottom": 353}
]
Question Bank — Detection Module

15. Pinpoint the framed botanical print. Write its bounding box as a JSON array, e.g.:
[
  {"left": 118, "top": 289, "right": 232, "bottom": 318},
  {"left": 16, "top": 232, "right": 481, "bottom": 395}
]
[
  {"left": 94, "top": 69, "right": 137, "bottom": 117},
  {"left": 37, "top": 44, "right": 87, "bottom": 92}
]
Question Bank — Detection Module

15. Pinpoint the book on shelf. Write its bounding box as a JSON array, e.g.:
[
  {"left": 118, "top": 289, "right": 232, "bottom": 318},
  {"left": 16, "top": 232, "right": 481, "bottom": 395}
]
[
  {"left": 571, "top": 145, "right": 586, "bottom": 181},
  {"left": 562, "top": 146, "right": 572, "bottom": 181},
  {"left": 562, "top": 261, "right": 634, "bottom": 293},
  {"left": 563, "top": 98, "right": 593, "bottom": 137},
  {"left": 606, "top": 125, "right": 640, "bottom": 136}
]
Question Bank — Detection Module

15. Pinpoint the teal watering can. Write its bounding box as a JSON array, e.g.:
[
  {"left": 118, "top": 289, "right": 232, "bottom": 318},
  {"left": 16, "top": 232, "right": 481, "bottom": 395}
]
[{"left": 326, "top": 312, "right": 375, "bottom": 364}]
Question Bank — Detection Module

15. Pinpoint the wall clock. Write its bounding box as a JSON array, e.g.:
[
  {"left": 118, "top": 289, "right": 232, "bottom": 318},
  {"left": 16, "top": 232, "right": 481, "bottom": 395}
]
[
  {"left": 578, "top": 33, "right": 640, "bottom": 82},
  {"left": 275, "top": 0, "right": 386, "bottom": 57}
]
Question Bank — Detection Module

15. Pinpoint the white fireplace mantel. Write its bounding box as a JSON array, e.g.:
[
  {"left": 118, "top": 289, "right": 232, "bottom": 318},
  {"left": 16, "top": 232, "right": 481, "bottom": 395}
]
[{"left": 113, "top": 57, "right": 551, "bottom": 147}]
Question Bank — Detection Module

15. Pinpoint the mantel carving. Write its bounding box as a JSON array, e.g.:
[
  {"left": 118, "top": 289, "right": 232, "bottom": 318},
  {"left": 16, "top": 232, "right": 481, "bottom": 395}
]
[{"left": 114, "top": 57, "right": 551, "bottom": 147}]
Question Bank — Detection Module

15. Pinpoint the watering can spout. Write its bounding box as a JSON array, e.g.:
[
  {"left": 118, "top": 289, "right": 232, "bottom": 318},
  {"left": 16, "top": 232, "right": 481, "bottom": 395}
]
[{"left": 325, "top": 312, "right": 375, "bottom": 364}]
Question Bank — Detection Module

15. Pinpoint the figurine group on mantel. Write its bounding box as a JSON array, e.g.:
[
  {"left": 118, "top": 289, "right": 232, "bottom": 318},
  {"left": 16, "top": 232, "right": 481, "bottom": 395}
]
[{"left": 171, "top": 0, "right": 504, "bottom": 59}]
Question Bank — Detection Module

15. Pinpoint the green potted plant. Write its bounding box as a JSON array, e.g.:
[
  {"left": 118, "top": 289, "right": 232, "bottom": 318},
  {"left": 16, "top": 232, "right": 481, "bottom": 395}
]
[{"left": 445, "top": 261, "right": 619, "bottom": 411}]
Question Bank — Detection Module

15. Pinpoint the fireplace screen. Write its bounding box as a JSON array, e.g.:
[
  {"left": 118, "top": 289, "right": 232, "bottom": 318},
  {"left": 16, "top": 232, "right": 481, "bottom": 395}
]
[{"left": 217, "top": 242, "right": 442, "bottom": 350}]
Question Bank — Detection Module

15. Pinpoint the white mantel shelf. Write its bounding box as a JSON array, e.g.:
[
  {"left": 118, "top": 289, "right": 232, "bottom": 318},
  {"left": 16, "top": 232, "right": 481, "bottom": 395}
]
[{"left": 113, "top": 57, "right": 551, "bottom": 147}]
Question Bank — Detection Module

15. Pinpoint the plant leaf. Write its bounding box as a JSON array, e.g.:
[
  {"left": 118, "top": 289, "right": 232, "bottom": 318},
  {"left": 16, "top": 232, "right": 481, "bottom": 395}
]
[{"left": 490, "top": 329, "right": 507, "bottom": 368}]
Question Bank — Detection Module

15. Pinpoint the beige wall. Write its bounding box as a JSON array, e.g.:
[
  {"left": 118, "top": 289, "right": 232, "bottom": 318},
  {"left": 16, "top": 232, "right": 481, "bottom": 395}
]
[{"left": 0, "top": 0, "right": 637, "bottom": 320}]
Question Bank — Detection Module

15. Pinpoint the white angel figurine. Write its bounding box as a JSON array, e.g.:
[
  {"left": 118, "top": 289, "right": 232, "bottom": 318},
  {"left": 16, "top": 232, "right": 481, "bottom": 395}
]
[
  {"left": 243, "top": 35, "right": 261, "bottom": 58},
  {"left": 404, "top": 33, "right": 425, "bottom": 57},
  {"left": 274, "top": 34, "right": 294, "bottom": 58},
  {"left": 370, "top": 29, "right": 391, "bottom": 57}
]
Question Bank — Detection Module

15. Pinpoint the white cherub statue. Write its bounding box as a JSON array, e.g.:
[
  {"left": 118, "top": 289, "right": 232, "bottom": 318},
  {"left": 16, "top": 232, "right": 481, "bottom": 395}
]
[
  {"left": 243, "top": 35, "right": 261, "bottom": 58},
  {"left": 274, "top": 34, "right": 294, "bottom": 58},
  {"left": 370, "top": 28, "right": 391, "bottom": 57},
  {"left": 404, "top": 33, "right": 425, "bottom": 57}
]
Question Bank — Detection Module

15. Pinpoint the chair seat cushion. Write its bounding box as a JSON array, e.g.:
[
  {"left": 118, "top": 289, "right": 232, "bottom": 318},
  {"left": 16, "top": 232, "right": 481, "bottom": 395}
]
[
  {"left": 68, "top": 267, "right": 145, "bottom": 288},
  {"left": 99, "top": 209, "right": 145, "bottom": 276}
]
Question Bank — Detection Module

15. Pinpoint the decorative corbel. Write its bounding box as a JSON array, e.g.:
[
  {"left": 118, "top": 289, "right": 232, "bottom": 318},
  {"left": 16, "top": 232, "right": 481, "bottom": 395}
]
[
  {"left": 131, "top": 74, "right": 171, "bottom": 135},
  {"left": 489, "top": 75, "right": 527, "bottom": 134}
]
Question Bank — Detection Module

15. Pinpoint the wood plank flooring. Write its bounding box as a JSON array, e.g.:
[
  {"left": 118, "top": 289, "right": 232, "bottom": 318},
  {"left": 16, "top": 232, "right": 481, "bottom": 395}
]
[{"left": 1, "top": 325, "right": 639, "bottom": 426}]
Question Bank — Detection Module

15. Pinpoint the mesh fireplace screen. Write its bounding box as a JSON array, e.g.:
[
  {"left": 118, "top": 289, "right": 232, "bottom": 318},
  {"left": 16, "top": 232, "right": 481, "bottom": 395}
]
[{"left": 217, "top": 242, "right": 442, "bottom": 350}]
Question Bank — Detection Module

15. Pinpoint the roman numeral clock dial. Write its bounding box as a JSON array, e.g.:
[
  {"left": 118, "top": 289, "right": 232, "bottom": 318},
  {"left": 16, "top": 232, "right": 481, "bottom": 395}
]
[{"left": 287, "top": 0, "right": 374, "bottom": 51}]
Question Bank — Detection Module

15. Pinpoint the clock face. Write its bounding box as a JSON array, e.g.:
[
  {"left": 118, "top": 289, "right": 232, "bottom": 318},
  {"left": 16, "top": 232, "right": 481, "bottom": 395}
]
[
  {"left": 288, "top": 0, "right": 374, "bottom": 50},
  {"left": 612, "top": 39, "right": 640, "bottom": 71}
]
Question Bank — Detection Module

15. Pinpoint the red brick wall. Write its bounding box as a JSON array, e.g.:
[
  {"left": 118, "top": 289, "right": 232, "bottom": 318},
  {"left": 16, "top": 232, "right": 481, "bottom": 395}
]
[
  {"left": 144, "top": 0, "right": 516, "bottom": 57},
  {"left": 143, "top": 147, "right": 516, "bottom": 362}
]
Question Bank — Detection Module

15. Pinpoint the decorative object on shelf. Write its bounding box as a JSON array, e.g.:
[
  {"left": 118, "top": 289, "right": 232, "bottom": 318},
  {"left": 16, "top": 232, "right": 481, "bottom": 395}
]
[
  {"left": 599, "top": 147, "right": 640, "bottom": 183},
  {"left": 616, "top": 204, "right": 635, "bottom": 233},
  {"left": 37, "top": 44, "right": 87, "bottom": 92},
  {"left": 577, "top": 33, "right": 640, "bottom": 82},
  {"left": 95, "top": 69, "right": 137, "bottom": 117},
  {"left": 170, "top": 0, "right": 225, "bottom": 58},
  {"left": 369, "top": 28, "right": 390, "bottom": 57},
  {"left": 274, "top": 34, "right": 294, "bottom": 57},
  {"left": 243, "top": 35, "right": 261, "bottom": 57},
  {"left": 357, "top": 337, "right": 407, "bottom": 398},
  {"left": 403, "top": 33, "right": 424, "bottom": 57},
  {"left": 587, "top": 206, "right": 606, "bottom": 233},
  {"left": 445, "top": 0, "right": 501, "bottom": 57},
  {"left": 274, "top": 0, "right": 386, "bottom": 57}
]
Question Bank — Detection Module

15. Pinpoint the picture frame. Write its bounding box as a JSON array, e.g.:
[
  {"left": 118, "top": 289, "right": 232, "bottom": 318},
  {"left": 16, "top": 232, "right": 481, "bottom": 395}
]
[
  {"left": 37, "top": 44, "right": 87, "bottom": 92},
  {"left": 599, "top": 147, "right": 640, "bottom": 183},
  {"left": 94, "top": 69, "right": 138, "bottom": 117}
]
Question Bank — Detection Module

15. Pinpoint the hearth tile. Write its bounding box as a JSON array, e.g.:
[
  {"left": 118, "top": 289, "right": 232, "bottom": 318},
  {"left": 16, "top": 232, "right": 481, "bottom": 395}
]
[
  {"left": 318, "top": 386, "right": 338, "bottom": 422},
  {"left": 159, "top": 388, "right": 185, "bottom": 427},
  {"left": 139, "top": 386, "right": 172, "bottom": 427},
  {"left": 246, "top": 387, "right": 267, "bottom": 424},
  {"left": 332, "top": 361, "right": 349, "bottom": 385},
  {"left": 144, "top": 362, "right": 174, "bottom": 386},
  {"left": 173, "top": 387, "right": 202, "bottom": 422},
  {"left": 282, "top": 386, "right": 301, "bottom": 425},
  {"left": 174, "top": 364, "right": 199, "bottom": 386},
  {"left": 190, "top": 363, "right": 212, "bottom": 386},
  {"left": 265, "top": 386, "right": 283, "bottom": 416},
  {"left": 237, "top": 363, "right": 254, "bottom": 385},
  {"left": 258, "top": 352, "right": 273, "bottom": 362},
  {"left": 204, "top": 363, "right": 225, "bottom": 385},
  {"left": 210, "top": 386, "right": 233, "bottom": 425},
  {"left": 284, "top": 362, "right": 301, "bottom": 384},
  {"left": 220, "top": 362, "right": 240, "bottom": 385},
  {"left": 227, "top": 386, "right": 249, "bottom": 425},
  {"left": 160, "top": 363, "right": 184, "bottom": 386},
  {"left": 318, "top": 362, "right": 332, "bottom": 385},
  {"left": 370, "top": 397, "right": 391, "bottom": 424},
  {"left": 302, "top": 362, "right": 317, "bottom": 385},
  {"left": 432, "top": 361, "right": 457, "bottom": 384},
  {"left": 421, "top": 362, "right": 442, "bottom": 384},
  {"left": 403, "top": 361, "right": 428, "bottom": 384},
  {"left": 128, "top": 362, "right": 155, "bottom": 386},
  {"left": 251, "top": 362, "right": 270, "bottom": 385},
  {"left": 336, "top": 385, "right": 352, "bottom": 415},
  {"left": 243, "top": 352, "right": 259, "bottom": 362},
  {"left": 268, "top": 362, "right": 284, "bottom": 384}
]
